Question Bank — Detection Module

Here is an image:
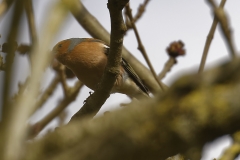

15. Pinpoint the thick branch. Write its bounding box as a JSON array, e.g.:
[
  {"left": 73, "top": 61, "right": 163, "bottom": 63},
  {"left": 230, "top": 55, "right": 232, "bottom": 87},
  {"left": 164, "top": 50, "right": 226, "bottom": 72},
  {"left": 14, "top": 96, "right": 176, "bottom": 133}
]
[
  {"left": 22, "top": 58, "right": 240, "bottom": 160},
  {"left": 69, "top": 0, "right": 129, "bottom": 122}
]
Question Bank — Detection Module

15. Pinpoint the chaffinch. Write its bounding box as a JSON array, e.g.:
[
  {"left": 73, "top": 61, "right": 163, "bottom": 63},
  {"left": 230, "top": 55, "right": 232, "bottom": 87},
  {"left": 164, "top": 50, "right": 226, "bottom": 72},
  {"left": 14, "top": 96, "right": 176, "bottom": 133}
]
[{"left": 52, "top": 38, "right": 149, "bottom": 98}]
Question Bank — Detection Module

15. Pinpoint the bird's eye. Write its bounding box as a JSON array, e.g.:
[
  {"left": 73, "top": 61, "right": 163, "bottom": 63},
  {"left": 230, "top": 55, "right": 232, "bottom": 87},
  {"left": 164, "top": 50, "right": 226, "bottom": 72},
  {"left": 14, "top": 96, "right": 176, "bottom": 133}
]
[{"left": 58, "top": 44, "right": 62, "bottom": 48}]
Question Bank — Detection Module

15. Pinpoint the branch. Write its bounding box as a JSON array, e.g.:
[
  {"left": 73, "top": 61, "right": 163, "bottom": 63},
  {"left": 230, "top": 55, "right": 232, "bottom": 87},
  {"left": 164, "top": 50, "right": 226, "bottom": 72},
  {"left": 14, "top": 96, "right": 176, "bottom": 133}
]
[
  {"left": 64, "top": 0, "right": 167, "bottom": 93},
  {"left": 125, "top": 0, "right": 150, "bottom": 30},
  {"left": 28, "top": 81, "right": 83, "bottom": 139},
  {"left": 69, "top": 0, "right": 129, "bottom": 122},
  {"left": 57, "top": 64, "right": 69, "bottom": 97},
  {"left": 198, "top": 0, "right": 227, "bottom": 73},
  {"left": 22, "top": 58, "right": 240, "bottom": 160},
  {"left": 125, "top": 3, "right": 165, "bottom": 92},
  {"left": 31, "top": 75, "right": 61, "bottom": 114},
  {"left": 24, "top": 0, "right": 38, "bottom": 43},
  {"left": 0, "top": 0, "right": 14, "bottom": 18},
  {"left": 158, "top": 41, "right": 185, "bottom": 80},
  {"left": 207, "top": 0, "right": 237, "bottom": 58},
  {"left": 0, "top": 1, "right": 70, "bottom": 160}
]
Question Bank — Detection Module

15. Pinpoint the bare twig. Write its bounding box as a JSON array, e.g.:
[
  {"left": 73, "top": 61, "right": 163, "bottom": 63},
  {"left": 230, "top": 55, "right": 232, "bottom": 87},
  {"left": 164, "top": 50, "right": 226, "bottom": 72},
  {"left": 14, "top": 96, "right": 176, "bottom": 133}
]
[
  {"left": 134, "top": 0, "right": 150, "bottom": 22},
  {"left": 198, "top": 0, "right": 227, "bottom": 73},
  {"left": 158, "top": 57, "right": 176, "bottom": 80},
  {"left": 125, "top": 0, "right": 150, "bottom": 30},
  {"left": 59, "top": 65, "right": 69, "bottom": 96},
  {"left": 125, "top": 3, "right": 165, "bottom": 91},
  {"left": 28, "top": 81, "right": 83, "bottom": 139},
  {"left": 207, "top": 0, "right": 237, "bottom": 58},
  {"left": 24, "top": 0, "right": 38, "bottom": 43},
  {"left": 32, "top": 75, "right": 61, "bottom": 114},
  {"left": 69, "top": 0, "right": 129, "bottom": 122},
  {"left": 158, "top": 41, "right": 185, "bottom": 80}
]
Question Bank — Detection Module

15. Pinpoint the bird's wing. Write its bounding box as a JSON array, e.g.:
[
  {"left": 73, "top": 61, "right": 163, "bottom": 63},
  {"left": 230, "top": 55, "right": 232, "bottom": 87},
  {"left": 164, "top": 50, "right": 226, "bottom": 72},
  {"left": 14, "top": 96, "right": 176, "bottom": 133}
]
[
  {"left": 121, "top": 58, "right": 149, "bottom": 95},
  {"left": 103, "top": 46, "right": 149, "bottom": 96}
]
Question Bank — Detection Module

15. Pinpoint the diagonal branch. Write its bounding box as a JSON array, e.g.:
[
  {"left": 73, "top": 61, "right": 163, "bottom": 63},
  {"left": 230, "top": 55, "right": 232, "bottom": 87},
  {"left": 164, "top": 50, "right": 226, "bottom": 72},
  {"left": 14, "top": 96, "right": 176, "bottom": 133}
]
[
  {"left": 125, "top": 0, "right": 150, "bottom": 31},
  {"left": 198, "top": 0, "right": 227, "bottom": 73},
  {"left": 207, "top": 0, "right": 237, "bottom": 58},
  {"left": 125, "top": 3, "right": 165, "bottom": 92},
  {"left": 28, "top": 81, "right": 83, "bottom": 139}
]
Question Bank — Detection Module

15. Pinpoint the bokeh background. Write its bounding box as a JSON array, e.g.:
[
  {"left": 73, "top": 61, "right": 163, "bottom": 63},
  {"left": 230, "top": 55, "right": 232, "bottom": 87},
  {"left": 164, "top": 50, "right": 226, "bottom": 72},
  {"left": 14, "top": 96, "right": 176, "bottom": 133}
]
[{"left": 0, "top": 0, "right": 240, "bottom": 159}]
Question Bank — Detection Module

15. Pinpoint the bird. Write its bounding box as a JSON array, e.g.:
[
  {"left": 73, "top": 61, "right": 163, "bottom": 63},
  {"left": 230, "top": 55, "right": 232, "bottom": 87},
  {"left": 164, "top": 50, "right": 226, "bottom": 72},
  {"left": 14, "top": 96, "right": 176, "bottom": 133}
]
[{"left": 52, "top": 38, "right": 149, "bottom": 99}]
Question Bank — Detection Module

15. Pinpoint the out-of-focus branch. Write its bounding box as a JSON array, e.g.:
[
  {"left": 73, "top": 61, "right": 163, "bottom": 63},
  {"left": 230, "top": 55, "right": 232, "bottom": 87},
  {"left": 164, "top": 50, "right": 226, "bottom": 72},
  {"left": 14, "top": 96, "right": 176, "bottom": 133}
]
[
  {"left": 1, "top": 0, "right": 22, "bottom": 123},
  {"left": 0, "top": 54, "right": 5, "bottom": 70},
  {"left": 198, "top": 0, "right": 227, "bottom": 73},
  {"left": 1, "top": 1, "right": 70, "bottom": 160},
  {"left": 22, "top": 58, "right": 240, "bottom": 160},
  {"left": 219, "top": 131, "right": 240, "bottom": 160},
  {"left": 55, "top": 64, "right": 69, "bottom": 96},
  {"left": 64, "top": 0, "right": 167, "bottom": 93},
  {"left": 125, "top": 3, "right": 165, "bottom": 92},
  {"left": 158, "top": 57, "right": 176, "bottom": 80},
  {"left": 28, "top": 81, "right": 83, "bottom": 139},
  {"left": 0, "top": 1, "right": 25, "bottom": 160},
  {"left": 0, "top": 0, "right": 14, "bottom": 18},
  {"left": 69, "top": 0, "right": 129, "bottom": 122},
  {"left": 32, "top": 75, "right": 61, "bottom": 114},
  {"left": 24, "top": 0, "right": 38, "bottom": 43},
  {"left": 207, "top": 0, "right": 237, "bottom": 58}
]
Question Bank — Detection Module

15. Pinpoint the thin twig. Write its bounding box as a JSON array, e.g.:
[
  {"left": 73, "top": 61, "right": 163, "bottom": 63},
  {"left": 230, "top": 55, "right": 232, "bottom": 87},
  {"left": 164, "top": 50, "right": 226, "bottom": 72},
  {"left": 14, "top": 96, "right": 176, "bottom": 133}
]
[
  {"left": 24, "top": 0, "right": 38, "bottom": 43},
  {"left": 207, "top": 0, "right": 237, "bottom": 58},
  {"left": 32, "top": 75, "right": 61, "bottom": 114},
  {"left": 125, "top": 3, "right": 165, "bottom": 91},
  {"left": 125, "top": 0, "right": 150, "bottom": 31},
  {"left": 28, "top": 81, "right": 83, "bottom": 139},
  {"left": 198, "top": 0, "right": 226, "bottom": 73},
  {"left": 58, "top": 64, "right": 69, "bottom": 96},
  {"left": 134, "top": 0, "right": 150, "bottom": 22},
  {"left": 158, "top": 57, "right": 176, "bottom": 80},
  {"left": 158, "top": 41, "right": 185, "bottom": 80}
]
